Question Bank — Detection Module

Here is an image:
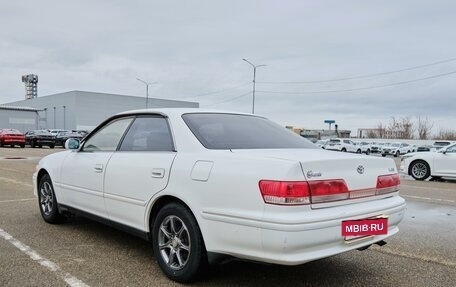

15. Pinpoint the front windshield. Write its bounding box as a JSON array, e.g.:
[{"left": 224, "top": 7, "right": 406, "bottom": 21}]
[{"left": 391, "top": 143, "right": 400, "bottom": 147}]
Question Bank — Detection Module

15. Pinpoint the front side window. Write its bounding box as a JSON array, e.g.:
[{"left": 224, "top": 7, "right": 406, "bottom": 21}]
[
  {"left": 119, "top": 116, "right": 174, "bottom": 152},
  {"left": 83, "top": 118, "right": 133, "bottom": 152},
  {"left": 182, "top": 113, "right": 315, "bottom": 150}
]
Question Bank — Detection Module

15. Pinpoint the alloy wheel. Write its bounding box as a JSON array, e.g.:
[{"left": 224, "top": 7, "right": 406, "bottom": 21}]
[
  {"left": 411, "top": 162, "right": 428, "bottom": 179},
  {"left": 40, "top": 181, "right": 54, "bottom": 215},
  {"left": 158, "top": 215, "right": 191, "bottom": 270}
]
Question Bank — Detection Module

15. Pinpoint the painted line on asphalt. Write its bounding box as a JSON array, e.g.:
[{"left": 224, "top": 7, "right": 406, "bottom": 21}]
[
  {"left": 0, "top": 176, "right": 33, "bottom": 187},
  {"left": 0, "top": 228, "right": 90, "bottom": 287},
  {"left": 0, "top": 198, "right": 35, "bottom": 203},
  {"left": 402, "top": 194, "right": 455, "bottom": 203},
  {"left": 401, "top": 183, "right": 456, "bottom": 192}
]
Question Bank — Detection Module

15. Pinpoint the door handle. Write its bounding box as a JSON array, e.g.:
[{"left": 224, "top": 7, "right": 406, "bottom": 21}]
[
  {"left": 94, "top": 164, "right": 104, "bottom": 173},
  {"left": 151, "top": 168, "right": 165, "bottom": 178}
]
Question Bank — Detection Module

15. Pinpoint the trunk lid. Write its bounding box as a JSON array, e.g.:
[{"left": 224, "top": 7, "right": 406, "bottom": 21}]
[{"left": 231, "top": 149, "right": 398, "bottom": 208}]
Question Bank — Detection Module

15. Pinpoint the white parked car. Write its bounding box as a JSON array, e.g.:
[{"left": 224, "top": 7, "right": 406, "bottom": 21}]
[
  {"left": 381, "top": 142, "right": 411, "bottom": 157},
  {"left": 356, "top": 141, "right": 372, "bottom": 155},
  {"left": 324, "top": 138, "right": 362, "bottom": 153},
  {"left": 370, "top": 142, "right": 382, "bottom": 154},
  {"left": 430, "top": 141, "right": 453, "bottom": 152},
  {"left": 33, "top": 109, "right": 405, "bottom": 282},
  {"left": 314, "top": 139, "right": 327, "bottom": 148},
  {"left": 400, "top": 143, "right": 456, "bottom": 180}
]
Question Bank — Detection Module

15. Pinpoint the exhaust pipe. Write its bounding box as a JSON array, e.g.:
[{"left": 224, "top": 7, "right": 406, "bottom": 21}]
[
  {"left": 375, "top": 240, "right": 387, "bottom": 247},
  {"left": 357, "top": 240, "right": 387, "bottom": 251}
]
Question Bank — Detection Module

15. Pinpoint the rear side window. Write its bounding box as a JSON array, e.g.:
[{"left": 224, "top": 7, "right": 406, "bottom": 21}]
[
  {"left": 329, "top": 139, "right": 340, "bottom": 143},
  {"left": 182, "top": 113, "right": 315, "bottom": 150},
  {"left": 119, "top": 116, "right": 174, "bottom": 152}
]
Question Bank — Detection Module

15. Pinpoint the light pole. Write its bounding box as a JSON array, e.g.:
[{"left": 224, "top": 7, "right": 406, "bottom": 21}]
[
  {"left": 136, "top": 78, "right": 157, "bottom": 108},
  {"left": 62, "top": 105, "right": 66, "bottom": 129},
  {"left": 242, "top": 58, "right": 266, "bottom": 114},
  {"left": 53, "top": 106, "right": 56, "bottom": 128}
]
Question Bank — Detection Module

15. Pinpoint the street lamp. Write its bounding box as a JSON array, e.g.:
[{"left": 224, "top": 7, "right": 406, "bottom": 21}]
[
  {"left": 136, "top": 78, "right": 157, "bottom": 108},
  {"left": 242, "top": 58, "right": 266, "bottom": 114}
]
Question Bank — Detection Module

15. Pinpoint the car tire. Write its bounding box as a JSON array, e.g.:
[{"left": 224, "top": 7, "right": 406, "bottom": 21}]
[
  {"left": 341, "top": 148, "right": 347, "bottom": 152},
  {"left": 50, "top": 145, "right": 55, "bottom": 149},
  {"left": 0, "top": 141, "right": 3, "bottom": 147},
  {"left": 382, "top": 154, "right": 386, "bottom": 157},
  {"left": 365, "top": 149, "right": 370, "bottom": 155},
  {"left": 356, "top": 149, "right": 361, "bottom": 154},
  {"left": 395, "top": 151, "right": 400, "bottom": 157},
  {"left": 409, "top": 160, "right": 431, "bottom": 181},
  {"left": 31, "top": 140, "right": 36, "bottom": 148},
  {"left": 152, "top": 203, "right": 207, "bottom": 283},
  {"left": 20, "top": 144, "right": 25, "bottom": 148},
  {"left": 38, "top": 174, "right": 65, "bottom": 224}
]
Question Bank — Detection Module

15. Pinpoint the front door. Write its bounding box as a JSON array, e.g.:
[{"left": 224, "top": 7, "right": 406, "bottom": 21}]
[{"left": 60, "top": 117, "right": 134, "bottom": 218}]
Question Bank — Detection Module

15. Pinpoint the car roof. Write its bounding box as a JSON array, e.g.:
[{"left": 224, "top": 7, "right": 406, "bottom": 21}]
[{"left": 115, "top": 108, "right": 258, "bottom": 118}]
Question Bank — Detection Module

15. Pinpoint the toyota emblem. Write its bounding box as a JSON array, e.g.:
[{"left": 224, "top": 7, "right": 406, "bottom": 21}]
[{"left": 357, "top": 165, "right": 364, "bottom": 174}]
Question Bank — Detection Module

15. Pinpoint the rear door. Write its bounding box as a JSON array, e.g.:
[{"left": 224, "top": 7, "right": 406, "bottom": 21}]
[{"left": 104, "top": 115, "right": 176, "bottom": 231}]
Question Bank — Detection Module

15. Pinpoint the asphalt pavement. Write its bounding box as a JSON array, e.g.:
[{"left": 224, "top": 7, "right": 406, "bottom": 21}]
[{"left": 0, "top": 148, "right": 455, "bottom": 287}]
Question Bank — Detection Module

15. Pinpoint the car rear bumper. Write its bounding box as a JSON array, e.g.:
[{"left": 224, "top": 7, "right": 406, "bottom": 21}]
[
  {"left": 325, "top": 146, "right": 341, "bottom": 151},
  {"left": 201, "top": 195, "right": 406, "bottom": 265},
  {"left": 2, "top": 140, "right": 25, "bottom": 144}
]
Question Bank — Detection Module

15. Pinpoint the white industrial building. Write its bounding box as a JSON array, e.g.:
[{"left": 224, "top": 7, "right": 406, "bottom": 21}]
[{"left": 1, "top": 90, "right": 199, "bottom": 132}]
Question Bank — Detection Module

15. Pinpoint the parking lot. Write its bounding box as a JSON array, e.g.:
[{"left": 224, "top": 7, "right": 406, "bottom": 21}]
[{"left": 1, "top": 148, "right": 455, "bottom": 287}]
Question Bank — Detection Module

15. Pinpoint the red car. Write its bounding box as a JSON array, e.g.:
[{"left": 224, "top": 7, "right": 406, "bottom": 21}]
[{"left": 0, "top": 129, "right": 26, "bottom": 148}]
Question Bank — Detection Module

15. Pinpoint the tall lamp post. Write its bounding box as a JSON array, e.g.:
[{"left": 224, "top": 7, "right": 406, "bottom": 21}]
[
  {"left": 242, "top": 58, "right": 266, "bottom": 114},
  {"left": 136, "top": 78, "right": 157, "bottom": 108}
]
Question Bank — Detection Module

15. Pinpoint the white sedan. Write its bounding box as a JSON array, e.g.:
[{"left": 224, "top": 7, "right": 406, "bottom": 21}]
[
  {"left": 33, "top": 109, "right": 405, "bottom": 282},
  {"left": 400, "top": 143, "right": 456, "bottom": 180}
]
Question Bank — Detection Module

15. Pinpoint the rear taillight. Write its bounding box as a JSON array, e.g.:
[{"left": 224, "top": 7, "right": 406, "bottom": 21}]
[
  {"left": 376, "top": 174, "right": 400, "bottom": 194},
  {"left": 259, "top": 181, "right": 310, "bottom": 205},
  {"left": 259, "top": 174, "right": 400, "bottom": 205},
  {"left": 308, "top": 180, "right": 349, "bottom": 203}
]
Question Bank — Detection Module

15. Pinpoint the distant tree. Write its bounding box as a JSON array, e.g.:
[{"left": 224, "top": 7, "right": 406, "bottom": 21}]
[
  {"left": 367, "top": 129, "right": 378, "bottom": 138},
  {"left": 400, "top": 117, "right": 414, "bottom": 139},
  {"left": 416, "top": 116, "right": 434, "bottom": 140},
  {"left": 434, "top": 129, "right": 456, "bottom": 140},
  {"left": 376, "top": 122, "right": 386, "bottom": 138},
  {"left": 386, "top": 117, "right": 414, "bottom": 139}
]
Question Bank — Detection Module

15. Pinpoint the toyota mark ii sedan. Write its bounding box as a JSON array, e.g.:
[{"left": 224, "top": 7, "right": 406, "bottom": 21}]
[{"left": 33, "top": 109, "right": 406, "bottom": 282}]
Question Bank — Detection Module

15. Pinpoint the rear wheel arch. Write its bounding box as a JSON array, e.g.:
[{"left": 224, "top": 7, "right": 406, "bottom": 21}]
[{"left": 148, "top": 196, "right": 200, "bottom": 235}]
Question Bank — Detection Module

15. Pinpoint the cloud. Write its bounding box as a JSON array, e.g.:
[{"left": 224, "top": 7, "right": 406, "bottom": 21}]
[{"left": 0, "top": 0, "right": 455, "bottom": 133}]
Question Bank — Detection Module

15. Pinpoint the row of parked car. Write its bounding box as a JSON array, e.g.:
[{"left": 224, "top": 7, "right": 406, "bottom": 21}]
[
  {"left": 313, "top": 138, "right": 454, "bottom": 157},
  {"left": 0, "top": 129, "right": 88, "bottom": 148}
]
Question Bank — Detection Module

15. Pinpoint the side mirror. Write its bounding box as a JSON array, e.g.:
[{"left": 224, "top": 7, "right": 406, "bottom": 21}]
[{"left": 65, "top": 138, "right": 80, "bottom": 150}]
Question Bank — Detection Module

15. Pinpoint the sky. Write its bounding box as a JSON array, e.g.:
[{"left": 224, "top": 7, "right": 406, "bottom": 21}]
[{"left": 1, "top": 0, "right": 455, "bottom": 134}]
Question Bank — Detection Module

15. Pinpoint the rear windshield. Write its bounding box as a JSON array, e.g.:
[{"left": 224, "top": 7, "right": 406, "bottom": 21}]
[
  {"left": 329, "top": 139, "right": 340, "bottom": 143},
  {"left": 182, "top": 113, "right": 316, "bottom": 150}
]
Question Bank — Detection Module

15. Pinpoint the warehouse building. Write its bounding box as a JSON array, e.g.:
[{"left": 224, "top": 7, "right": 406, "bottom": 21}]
[
  {"left": 1, "top": 90, "right": 199, "bottom": 132},
  {"left": 0, "top": 105, "right": 41, "bottom": 132}
]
